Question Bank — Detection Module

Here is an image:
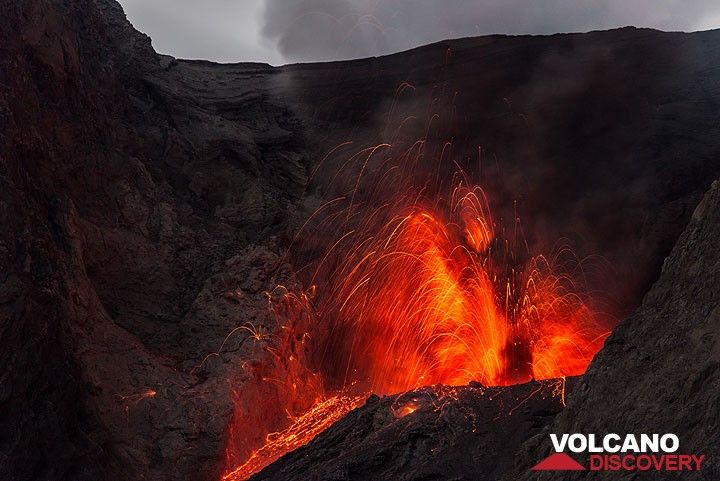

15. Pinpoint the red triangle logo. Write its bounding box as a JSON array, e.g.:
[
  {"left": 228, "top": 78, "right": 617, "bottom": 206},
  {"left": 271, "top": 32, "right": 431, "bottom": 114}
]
[{"left": 531, "top": 452, "right": 586, "bottom": 471}]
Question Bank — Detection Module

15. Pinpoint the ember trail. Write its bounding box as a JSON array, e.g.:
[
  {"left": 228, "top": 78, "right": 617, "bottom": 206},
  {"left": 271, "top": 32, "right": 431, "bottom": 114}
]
[{"left": 223, "top": 142, "right": 612, "bottom": 480}]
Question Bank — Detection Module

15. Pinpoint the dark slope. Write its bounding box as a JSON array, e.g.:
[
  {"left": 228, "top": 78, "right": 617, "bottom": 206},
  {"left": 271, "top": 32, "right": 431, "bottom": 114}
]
[
  {"left": 1, "top": 1, "right": 308, "bottom": 480},
  {"left": 509, "top": 181, "right": 720, "bottom": 480},
  {"left": 249, "top": 380, "right": 577, "bottom": 481},
  {"left": 2, "top": 1, "right": 720, "bottom": 480}
]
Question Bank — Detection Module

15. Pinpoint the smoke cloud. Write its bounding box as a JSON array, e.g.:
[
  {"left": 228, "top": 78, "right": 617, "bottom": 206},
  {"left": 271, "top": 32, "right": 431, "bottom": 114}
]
[
  {"left": 120, "top": 0, "right": 284, "bottom": 64},
  {"left": 261, "top": 0, "right": 720, "bottom": 62}
]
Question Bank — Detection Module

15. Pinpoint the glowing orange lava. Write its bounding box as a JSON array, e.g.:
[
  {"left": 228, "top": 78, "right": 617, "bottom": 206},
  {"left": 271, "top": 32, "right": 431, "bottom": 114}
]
[
  {"left": 222, "top": 394, "right": 364, "bottom": 481},
  {"left": 306, "top": 182, "right": 608, "bottom": 391},
  {"left": 223, "top": 164, "right": 611, "bottom": 480}
]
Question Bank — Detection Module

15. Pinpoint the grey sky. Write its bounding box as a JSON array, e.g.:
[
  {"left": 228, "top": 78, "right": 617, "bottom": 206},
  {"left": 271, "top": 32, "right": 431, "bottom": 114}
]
[
  {"left": 119, "top": 0, "right": 283, "bottom": 64},
  {"left": 118, "top": 0, "right": 720, "bottom": 65}
]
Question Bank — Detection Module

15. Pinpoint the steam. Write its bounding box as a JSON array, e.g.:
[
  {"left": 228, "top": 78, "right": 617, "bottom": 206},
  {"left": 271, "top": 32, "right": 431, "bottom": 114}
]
[{"left": 261, "top": 0, "right": 720, "bottom": 62}]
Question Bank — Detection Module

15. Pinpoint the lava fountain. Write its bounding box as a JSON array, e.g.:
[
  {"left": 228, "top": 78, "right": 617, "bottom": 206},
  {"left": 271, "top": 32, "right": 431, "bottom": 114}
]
[{"left": 222, "top": 141, "right": 612, "bottom": 480}]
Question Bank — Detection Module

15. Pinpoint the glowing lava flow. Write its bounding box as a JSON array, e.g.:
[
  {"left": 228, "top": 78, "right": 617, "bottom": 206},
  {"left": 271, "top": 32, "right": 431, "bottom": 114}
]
[
  {"left": 222, "top": 175, "right": 611, "bottom": 481},
  {"left": 222, "top": 394, "right": 364, "bottom": 481}
]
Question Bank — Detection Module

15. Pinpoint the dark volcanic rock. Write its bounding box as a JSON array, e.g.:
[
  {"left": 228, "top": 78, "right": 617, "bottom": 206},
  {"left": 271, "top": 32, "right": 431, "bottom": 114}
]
[
  {"left": 2, "top": 0, "right": 720, "bottom": 480},
  {"left": 509, "top": 180, "right": 720, "bottom": 480},
  {"left": 0, "top": 1, "right": 308, "bottom": 480},
  {"left": 279, "top": 27, "right": 720, "bottom": 315},
  {"left": 250, "top": 380, "right": 577, "bottom": 481}
]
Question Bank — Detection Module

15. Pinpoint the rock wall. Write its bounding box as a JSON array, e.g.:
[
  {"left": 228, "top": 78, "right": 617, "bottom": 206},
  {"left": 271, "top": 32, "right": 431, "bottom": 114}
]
[
  {"left": 510, "top": 179, "right": 720, "bottom": 480},
  {"left": 0, "top": 1, "right": 308, "bottom": 480}
]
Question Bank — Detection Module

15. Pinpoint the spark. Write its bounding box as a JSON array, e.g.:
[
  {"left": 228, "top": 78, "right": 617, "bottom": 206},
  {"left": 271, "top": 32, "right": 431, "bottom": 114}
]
[{"left": 222, "top": 136, "right": 612, "bottom": 480}]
